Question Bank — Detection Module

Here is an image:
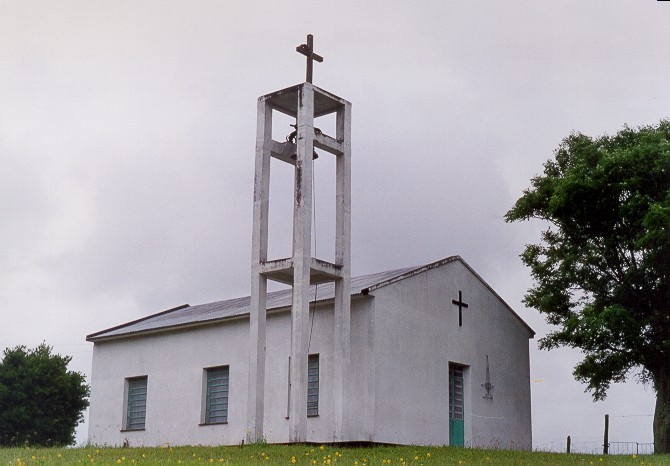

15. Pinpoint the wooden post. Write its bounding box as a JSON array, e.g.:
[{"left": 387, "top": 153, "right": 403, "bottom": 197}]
[
  {"left": 566, "top": 435, "right": 571, "bottom": 454},
  {"left": 603, "top": 414, "right": 609, "bottom": 455}
]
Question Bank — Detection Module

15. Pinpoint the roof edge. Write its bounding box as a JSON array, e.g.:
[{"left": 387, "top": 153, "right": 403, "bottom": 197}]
[
  {"left": 454, "top": 258, "right": 535, "bottom": 338},
  {"left": 88, "top": 311, "right": 249, "bottom": 343},
  {"left": 86, "top": 256, "right": 534, "bottom": 341},
  {"left": 361, "top": 256, "right": 461, "bottom": 294},
  {"left": 361, "top": 255, "right": 535, "bottom": 338},
  {"left": 88, "top": 294, "right": 375, "bottom": 342},
  {"left": 86, "top": 304, "right": 190, "bottom": 342}
]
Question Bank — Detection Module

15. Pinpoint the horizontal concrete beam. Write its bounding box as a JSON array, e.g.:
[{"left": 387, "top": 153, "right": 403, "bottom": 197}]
[{"left": 260, "top": 258, "right": 343, "bottom": 285}]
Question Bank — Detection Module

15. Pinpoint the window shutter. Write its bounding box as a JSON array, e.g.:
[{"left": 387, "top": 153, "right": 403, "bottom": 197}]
[
  {"left": 307, "top": 354, "right": 319, "bottom": 416},
  {"left": 206, "top": 366, "right": 230, "bottom": 424},
  {"left": 127, "top": 377, "right": 148, "bottom": 430},
  {"left": 449, "top": 365, "right": 464, "bottom": 421}
]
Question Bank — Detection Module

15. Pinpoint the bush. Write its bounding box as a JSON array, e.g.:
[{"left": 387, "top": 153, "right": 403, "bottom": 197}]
[{"left": 0, "top": 343, "right": 89, "bottom": 446}]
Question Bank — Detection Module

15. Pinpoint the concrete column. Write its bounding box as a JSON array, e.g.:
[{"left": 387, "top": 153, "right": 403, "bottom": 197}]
[
  {"left": 333, "top": 101, "right": 352, "bottom": 440},
  {"left": 247, "top": 97, "right": 272, "bottom": 443},
  {"left": 288, "top": 84, "right": 315, "bottom": 443}
]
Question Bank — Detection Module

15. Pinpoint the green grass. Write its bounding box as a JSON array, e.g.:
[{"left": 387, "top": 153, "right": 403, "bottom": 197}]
[{"left": 0, "top": 443, "right": 666, "bottom": 465}]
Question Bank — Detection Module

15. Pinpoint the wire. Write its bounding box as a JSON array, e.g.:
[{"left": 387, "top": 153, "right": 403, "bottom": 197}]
[{"left": 307, "top": 146, "right": 318, "bottom": 353}]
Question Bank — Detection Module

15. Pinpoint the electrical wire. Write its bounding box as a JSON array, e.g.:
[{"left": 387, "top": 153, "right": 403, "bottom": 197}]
[{"left": 307, "top": 147, "right": 318, "bottom": 353}]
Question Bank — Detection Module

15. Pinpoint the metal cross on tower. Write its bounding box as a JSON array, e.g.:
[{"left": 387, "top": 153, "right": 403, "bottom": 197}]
[
  {"left": 296, "top": 34, "right": 323, "bottom": 83},
  {"left": 452, "top": 290, "right": 469, "bottom": 327}
]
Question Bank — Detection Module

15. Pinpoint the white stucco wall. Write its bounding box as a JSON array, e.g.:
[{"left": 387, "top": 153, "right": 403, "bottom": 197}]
[
  {"left": 369, "top": 261, "right": 533, "bottom": 449},
  {"left": 88, "top": 320, "right": 251, "bottom": 447},
  {"left": 88, "top": 296, "right": 376, "bottom": 447},
  {"left": 88, "top": 259, "right": 531, "bottom": 448}
]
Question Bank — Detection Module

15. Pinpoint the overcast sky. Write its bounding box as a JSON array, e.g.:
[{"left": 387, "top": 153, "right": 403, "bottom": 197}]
[{"left": 2, "top": 0, "right": 668, "bottom": 450}]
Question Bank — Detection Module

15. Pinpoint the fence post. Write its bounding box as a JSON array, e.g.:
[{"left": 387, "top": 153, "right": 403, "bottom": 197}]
[
  {"left": 603, "top": 414, "right": 609, "bottom": 455},
  {"left": 566, "top": 435, "right": 571, "bottom": 454}
]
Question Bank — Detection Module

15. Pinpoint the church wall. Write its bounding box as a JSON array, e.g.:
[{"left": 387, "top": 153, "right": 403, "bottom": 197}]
[
  {"left": 344, "top": 296, "right": 376, "bottom": 441},
  {"left": 263, "top": 302, "right": 336, "bottom": 443},
  {"left": 457, "top": 263, "right": 533, "bottom": 450},
  {"left": 88, "top": 259, "right": 531, "bottom": 448},
  {"left": 370, "top": 260, "right": 532, "bottom": 449},
  {"left": 370, "top": 267, "right": 451, "bottom": 445},
  {"left": 88, "top": 319, "right": 251, "bottom": 447},
  {"left": 88, "top": 296, "right": 378, "bottom": 447},
  {"left": 262, "top": 296, "right": 376, "bottom": 444}
]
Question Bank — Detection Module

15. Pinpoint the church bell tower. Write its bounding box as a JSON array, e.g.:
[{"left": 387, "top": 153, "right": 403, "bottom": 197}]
[{"left": 246, "top": 35, "right": 352, "bottom": 443}]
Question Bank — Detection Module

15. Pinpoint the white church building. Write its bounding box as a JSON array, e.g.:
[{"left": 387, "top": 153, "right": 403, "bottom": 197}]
[
  {"left": 87, "top": 39, "right": 534, "bottom": 449},
  {"left": 87, "top": 256, "right": 533, "bottom": 448}
]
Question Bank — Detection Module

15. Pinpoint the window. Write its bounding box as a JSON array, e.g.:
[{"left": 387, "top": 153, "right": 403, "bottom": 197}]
[
  {"left": 125, "top": 376, "right": 147, "bottom": 431},
  {"left": 307, "top": 354, "right": 319, "bottom": 416},
  {"left": 204, "top": 366, "right": 229, "bottom": 424},
  {"left": 449, "top": 365, "right": 464, "bottom": 421}
]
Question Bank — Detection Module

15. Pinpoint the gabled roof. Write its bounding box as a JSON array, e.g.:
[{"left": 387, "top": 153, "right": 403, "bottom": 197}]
[{"left": 86, "top": 256, "right": 534, "bottom": 342}]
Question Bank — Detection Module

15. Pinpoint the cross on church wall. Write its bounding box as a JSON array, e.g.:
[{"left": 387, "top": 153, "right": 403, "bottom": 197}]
[
  {"left": 452, "top": 290, "right": 469, "bottom": 327},
  {"left": 296, "top": 34, "right": 323, "bottom": 84}
]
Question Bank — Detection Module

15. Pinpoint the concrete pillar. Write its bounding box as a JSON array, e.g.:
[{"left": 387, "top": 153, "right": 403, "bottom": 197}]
[
  {"left": 333, "top": 101, "right": 352, "bottom": 440},
  {"left": 246, "top": 97, "right": 271, "bottom": 443},
  {"left": 288, "top": 84, "right": 315, "bottom": 442}
]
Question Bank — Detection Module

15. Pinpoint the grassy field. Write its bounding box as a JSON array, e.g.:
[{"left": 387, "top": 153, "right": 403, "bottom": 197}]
[{"left": 0, "top": 443, "right": 666, "bottom": 466}]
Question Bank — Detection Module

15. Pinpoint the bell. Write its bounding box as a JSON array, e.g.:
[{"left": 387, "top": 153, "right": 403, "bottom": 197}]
[
  {"left": 290, "top": 151, "right": 319, "bottom": 161},
  {"left": 287, "top": 124, "right": 319, "bottom": 160}
]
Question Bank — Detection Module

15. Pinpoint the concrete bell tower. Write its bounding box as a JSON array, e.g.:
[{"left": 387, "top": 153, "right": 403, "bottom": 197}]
[{"left": 246, "top": 35, "right": 352, "bottom": 444}]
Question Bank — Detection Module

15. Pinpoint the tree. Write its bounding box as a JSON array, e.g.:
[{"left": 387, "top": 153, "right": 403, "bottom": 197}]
[
  {"left": 505, "top": 120, "right": 670, "bottom": 453},
  {"left": 0, "top": 343, "right": 90, "bottom": 446}
]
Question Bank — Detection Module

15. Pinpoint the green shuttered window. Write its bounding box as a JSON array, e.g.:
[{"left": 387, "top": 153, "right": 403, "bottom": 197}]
[
  {"left": 307, "top": 354, "right": 319, "bottom": 416},
  {"left": 126, "top": 376, "right": 147, "bottom": 430},
  {"left": 449, "top": 365, "right": 464, "bottom": 420},
  {"left": 205, "top": 366, "right": 229, "bottom": 424}
]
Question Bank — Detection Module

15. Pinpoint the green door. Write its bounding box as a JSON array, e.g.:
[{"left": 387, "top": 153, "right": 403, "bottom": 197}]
[{"left": 449, "top": 364, "right": 464, "bottom": 447}]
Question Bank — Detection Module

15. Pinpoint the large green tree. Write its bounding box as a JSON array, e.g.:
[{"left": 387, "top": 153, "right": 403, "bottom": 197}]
[
  {"left": 506, "top": 120, "right": 670, "bottom": 453},
  {"left": 0, "top": 343, "right": 90, "bottom": 446}
]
